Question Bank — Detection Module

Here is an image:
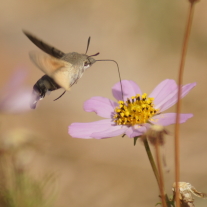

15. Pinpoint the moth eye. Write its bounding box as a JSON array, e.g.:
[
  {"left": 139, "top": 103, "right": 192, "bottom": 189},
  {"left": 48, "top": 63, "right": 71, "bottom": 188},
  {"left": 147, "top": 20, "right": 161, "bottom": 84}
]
[{"left": 84, "top": 62, "right": 89, "bottom": 66}]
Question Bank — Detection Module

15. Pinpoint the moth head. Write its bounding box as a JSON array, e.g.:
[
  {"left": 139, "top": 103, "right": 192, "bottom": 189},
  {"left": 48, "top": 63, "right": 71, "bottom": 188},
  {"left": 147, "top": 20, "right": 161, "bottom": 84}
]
[
  {"left": 83, "top": 56, "right": 96, "bottom": 69},
  {"left": 83, "top": 52, "right": 100, "bottom": 69}
]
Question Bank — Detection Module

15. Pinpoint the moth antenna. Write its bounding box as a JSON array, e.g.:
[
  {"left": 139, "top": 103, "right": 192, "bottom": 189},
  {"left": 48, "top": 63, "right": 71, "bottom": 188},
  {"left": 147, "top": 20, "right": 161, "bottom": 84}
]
[
  {"left": 96, "top": 59, "right": 124, "bottom": 101},
  {"left": 53, "top": 90, "right": 66, "bottom": 101},
  {"left": 85, "top": 37, "right": 91, "bottom": 54},
  {"left": 89, "top": 52, "right": 100, "bottom": 57}
]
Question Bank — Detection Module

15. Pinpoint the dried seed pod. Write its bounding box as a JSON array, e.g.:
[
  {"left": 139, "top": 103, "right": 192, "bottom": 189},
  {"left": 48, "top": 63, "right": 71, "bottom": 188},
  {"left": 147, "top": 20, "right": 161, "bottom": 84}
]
[
  {"left": 146, "top": 125, "right": 168, "bottom": 146},
  {"left": 172, "top": 182, "right": 207, "bottom": 207}
]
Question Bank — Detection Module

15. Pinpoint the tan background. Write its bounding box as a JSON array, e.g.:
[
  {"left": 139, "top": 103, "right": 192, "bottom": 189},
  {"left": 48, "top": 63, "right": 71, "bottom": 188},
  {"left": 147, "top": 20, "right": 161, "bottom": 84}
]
[{"left": 1, "top": 0, "right": 207, "bottom": 206}]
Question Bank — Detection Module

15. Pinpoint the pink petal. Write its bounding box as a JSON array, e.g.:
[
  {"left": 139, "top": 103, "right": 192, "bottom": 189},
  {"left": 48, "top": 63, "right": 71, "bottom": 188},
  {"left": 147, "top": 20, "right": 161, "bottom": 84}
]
[
  {"left": 69, "top": 119, "right": 116, "bottom": 139},
  {"left": 91, "top": 125, "right": 127, "bottom": 139},
  {"left": 151, "top": 113, "right": 193, "bottom": 126},
  {"left": 84, "top": 96, "right": 118, "bottom": 118},
  {"left": 0, "top": 69, "right": 32, "bottom": 113},
  {"left": 125, "top": 125, "right": 148, "bottom": 138},
  {"left": 112, "top": 80, "right": 142, "bottom": 102},
  {"left": 0, "top": 88, "right": 32, "bottom": 113},
  {"left": 2, "top": 69, "right": 27, "bottom": 94},
  {"left": 149, "top": 79, "right": 177, "bottom": 105},
  {"left": 149, "top": 80, "right": 196, "bottom": 112}
]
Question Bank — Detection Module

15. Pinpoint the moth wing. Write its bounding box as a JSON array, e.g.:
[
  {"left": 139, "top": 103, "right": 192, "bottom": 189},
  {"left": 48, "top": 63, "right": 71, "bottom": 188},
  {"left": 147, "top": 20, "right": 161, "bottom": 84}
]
[
  {"left": 23, "top": 31, "right": 65, "bottom": 58},
  {"left": 29, "top": 51, "right": 73, "bottom": 90},
  {"left": 52, "top": 67, "right": 76, "bottom": 91}
]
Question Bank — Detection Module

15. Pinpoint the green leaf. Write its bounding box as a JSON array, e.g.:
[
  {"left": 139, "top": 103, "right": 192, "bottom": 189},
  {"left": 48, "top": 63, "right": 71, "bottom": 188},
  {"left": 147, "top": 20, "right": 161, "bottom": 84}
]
[{"left": 134, "top": 136, "right": 140, "bottom": 146}]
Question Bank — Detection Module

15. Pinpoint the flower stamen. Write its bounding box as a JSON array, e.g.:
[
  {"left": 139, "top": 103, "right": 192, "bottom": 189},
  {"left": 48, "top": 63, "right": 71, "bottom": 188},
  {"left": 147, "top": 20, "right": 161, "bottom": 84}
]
[{"left": 114, "top": 94, "right": 159, "bottom": 126}]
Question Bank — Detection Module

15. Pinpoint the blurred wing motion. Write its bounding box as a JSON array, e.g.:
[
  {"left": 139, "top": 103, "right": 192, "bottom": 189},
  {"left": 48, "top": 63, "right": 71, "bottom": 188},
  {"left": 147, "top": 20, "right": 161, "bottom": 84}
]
[
  {"left": 23, "top": 30, "right": 65, "bottom": 58},
  {"left": 29, "top": 51, "right": 74, "bottom": 91}
]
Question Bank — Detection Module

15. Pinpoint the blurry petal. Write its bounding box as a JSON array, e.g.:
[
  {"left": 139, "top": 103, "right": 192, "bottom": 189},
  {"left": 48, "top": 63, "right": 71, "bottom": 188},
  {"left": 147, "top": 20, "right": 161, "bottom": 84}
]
[
  {"left": 84, "top": 96, "right": 118, "bottom": 118},
  {"left": 1, "top": 69, "right": 27, "bottom": 94},
  {"left": 0, "top": 69, "right": 31, "bottom": 113},
  {"left": 112, "top": 80, "right": 142, "bottom": 101},
  {"left": 69, "top": 119, "right": 117, "bottom": 139},
  {"left": 0, "top": 88, "right": 31, "bottom": 113},
  {"left": 151, "top": 113, "right": 193, "bottom": 126}
]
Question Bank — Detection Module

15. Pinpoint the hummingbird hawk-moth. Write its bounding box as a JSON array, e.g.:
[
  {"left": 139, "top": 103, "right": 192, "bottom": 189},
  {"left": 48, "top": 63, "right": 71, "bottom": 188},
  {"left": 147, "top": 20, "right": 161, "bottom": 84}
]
[{"left": 23, "top": 31, "right": 99, "bottom": 109}]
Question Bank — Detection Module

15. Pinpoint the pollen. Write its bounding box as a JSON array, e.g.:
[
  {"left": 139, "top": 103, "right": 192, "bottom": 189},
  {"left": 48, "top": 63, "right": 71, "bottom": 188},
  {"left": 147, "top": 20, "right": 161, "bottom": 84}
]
[{"left": 113, "top": 93, "right": 159, "bottom": 126}]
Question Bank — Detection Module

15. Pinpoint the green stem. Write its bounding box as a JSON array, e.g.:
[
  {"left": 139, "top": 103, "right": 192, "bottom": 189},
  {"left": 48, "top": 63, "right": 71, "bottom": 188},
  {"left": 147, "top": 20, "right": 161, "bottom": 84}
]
[
  {"left": 143, "top": 138, "right": 159, "bottom": 186},
  {"left": 142, "top": 138, "right": 173, "bottom": 207}
]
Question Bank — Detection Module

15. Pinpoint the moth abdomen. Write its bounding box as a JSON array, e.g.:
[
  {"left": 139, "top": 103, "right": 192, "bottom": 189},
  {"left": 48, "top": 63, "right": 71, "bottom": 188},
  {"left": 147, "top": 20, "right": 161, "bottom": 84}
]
[{"left": 30, "top": 75, "right": 60, "bottom": 109}]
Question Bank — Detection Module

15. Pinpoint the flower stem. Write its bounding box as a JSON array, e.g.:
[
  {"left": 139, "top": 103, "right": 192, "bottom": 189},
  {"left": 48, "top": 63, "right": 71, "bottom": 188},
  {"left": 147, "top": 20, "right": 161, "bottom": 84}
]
[
  {"left": 143, "top": 138, "right": 159, "bottom": 186},
  {"left": 174, "top": 1, "right": 196, "bottom": 207},
  {"left": 143, "top": 138, "right": 172, "bottom": 207}
]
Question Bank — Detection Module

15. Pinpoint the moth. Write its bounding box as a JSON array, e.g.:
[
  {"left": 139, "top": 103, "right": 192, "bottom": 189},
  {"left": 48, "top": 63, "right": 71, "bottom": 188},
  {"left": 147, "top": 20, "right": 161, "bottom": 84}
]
[{"left": 23, "top": 31, "right": 99, "bottom": 109}]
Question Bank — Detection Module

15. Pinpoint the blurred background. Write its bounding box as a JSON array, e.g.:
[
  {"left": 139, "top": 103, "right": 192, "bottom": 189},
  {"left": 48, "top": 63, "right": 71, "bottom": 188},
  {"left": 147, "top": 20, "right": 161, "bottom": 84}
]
[{"left": 0, "top": 0, "right": 207, "bottom": 206}]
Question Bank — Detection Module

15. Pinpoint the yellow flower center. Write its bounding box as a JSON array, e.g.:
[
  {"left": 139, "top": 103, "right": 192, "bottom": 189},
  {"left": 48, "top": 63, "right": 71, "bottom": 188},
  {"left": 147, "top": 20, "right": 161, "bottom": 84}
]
[{"left": 113, "top": 93, "right": 159, "bottom": 126}]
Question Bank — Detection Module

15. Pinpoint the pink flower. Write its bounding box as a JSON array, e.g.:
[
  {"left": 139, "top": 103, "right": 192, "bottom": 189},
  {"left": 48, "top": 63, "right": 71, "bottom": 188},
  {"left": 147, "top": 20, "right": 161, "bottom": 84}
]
[
  {"left": 68, "top": 80, "right": 196, "bottom": 139},
  {"left": 0, "top": 70, "right": 31, "bottom": 113}
]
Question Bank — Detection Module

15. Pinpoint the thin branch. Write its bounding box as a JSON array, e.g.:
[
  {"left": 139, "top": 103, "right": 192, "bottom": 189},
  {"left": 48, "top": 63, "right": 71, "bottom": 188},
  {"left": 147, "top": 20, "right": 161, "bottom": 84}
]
[
  {"left": 155, "top": 141, "right": 167, "bottom": 207},
  {"left": 174, "top": 1, "right": 196, "bottom": 207}
]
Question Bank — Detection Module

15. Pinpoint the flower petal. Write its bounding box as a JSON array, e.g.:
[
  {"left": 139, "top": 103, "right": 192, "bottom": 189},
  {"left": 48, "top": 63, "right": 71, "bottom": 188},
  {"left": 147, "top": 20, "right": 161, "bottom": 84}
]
[
  {"left": 151, "top": 113, "right": 193, "bottom": 126},
  {"left": 91, "top": 125, "right": 127, "bottom": 139},
  {"left": 149, "top": 80, "right": 196, "bottom": 112},
  {"left": 0, "top": 69, "right": 31, "bottom": 113},
  {"left": 0, "top": 88, "right": 32, "bottom": 113},
  {"left": 1, "top": 69, "right": 27, "bottom": 94},
  {"left": 125, "top": 125, "right": 148, "bottom": 138},
  {"left": 112, "top": 80, "right": 142, "bottom": 101},
  {"left": 149, "top": 79, "right": 177, "bottom": 105},
  {"left": 84, "top": 96, "right": 118, "bottom": 118},
  {"left": 69, "top": 119, "right": 116, "bottom": 139}
]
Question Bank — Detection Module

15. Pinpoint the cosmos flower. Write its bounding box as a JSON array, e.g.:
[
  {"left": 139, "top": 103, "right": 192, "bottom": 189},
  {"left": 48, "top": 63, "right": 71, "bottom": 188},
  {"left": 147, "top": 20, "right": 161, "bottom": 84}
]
[
  {"left": 0, "top": 69, "right": 31, "bottom": 113},
  {"left": 69, "top": 79, "right": 196, "bottom": 139}
]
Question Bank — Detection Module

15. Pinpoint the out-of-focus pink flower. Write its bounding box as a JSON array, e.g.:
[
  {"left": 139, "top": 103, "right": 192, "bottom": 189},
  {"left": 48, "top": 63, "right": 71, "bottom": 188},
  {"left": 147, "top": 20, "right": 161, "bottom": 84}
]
[
  {"left": 0, "top": 70, "right": 31, "bottom": 113},
  {"left": 69, "top": 79, "right": 196, "bottom": 139}
]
